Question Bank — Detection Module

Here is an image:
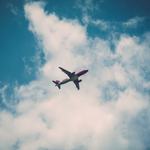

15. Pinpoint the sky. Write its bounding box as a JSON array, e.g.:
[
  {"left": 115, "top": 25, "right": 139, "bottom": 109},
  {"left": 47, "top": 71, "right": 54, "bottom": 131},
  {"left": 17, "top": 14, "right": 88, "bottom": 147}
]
[{"left": 0, "top": 0, "right": 150, "bottom": 150}]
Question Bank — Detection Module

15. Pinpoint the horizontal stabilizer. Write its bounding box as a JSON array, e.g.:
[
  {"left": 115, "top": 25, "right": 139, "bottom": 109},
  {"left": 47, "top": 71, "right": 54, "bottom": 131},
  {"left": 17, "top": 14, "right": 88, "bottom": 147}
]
[
  {"left": 52, "top": 80, "right": 60, "bottom": 84},
  {"left": 52, "top": 80, "right": 61, "bottom": 89}
]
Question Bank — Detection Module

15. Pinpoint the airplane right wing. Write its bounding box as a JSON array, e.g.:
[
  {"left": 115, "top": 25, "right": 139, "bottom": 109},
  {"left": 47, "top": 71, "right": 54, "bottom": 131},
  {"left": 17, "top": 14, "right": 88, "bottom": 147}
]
[
  {"left": 59, "top": 67, "right": 72, "bottom": 78},
  {"left": 73, "top": 79, "right": 80, "bottom": 90}
]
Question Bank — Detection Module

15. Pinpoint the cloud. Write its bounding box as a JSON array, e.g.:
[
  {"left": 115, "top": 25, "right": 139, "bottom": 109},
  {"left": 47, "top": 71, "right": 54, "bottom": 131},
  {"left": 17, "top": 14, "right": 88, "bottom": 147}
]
[
  {"left": 23, "top": 57, "right": 32, "bottom": 75},
  {"left": 122, "top": 16, "right": 145, "bottom": 28},
  {"left": 7, "top": 3, "right": 19, "bottom": 15},
  {"left": 75, "top": 0, "right": 99, "bottom": 12},
  {"left": 0, "top": 1, "right": 150, "bottom": 150},
  {"left": 90, "top": 19, "right": 110, "bottom": 30},
  {"left": 75, "top": 0, "right": 99, "bottom": 25},
  {"left": 0, "top": 85, "right": 8, "bottom": 105}
]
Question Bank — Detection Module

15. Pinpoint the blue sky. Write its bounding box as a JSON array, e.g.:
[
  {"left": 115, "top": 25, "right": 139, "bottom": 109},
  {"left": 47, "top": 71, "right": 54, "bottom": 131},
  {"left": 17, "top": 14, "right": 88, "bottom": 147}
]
[
  {"left": 0, "top": 0, "right": 150, "bottom": 85},
  {"left": 0, "top": 0, "right": 150, "bottom": 150}
]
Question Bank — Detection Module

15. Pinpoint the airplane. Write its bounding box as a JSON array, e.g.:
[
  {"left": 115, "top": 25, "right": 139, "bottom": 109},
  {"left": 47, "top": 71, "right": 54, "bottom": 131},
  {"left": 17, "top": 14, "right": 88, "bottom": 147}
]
[{"left": 52, "top": 67, "right": 88, "bottom": 90}]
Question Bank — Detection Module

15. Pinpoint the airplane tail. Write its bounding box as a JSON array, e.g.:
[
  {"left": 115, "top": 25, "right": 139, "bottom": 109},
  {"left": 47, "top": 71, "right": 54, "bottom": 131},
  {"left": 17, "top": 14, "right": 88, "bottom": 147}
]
[{"left": 52, "top": 80, "right": 61, "bottom": 89}]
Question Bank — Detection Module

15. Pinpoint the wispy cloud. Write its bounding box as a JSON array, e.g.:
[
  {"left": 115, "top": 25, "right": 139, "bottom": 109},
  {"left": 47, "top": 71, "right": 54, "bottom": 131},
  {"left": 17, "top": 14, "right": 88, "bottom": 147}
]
[
  {"left": 0, "top": 2, "right": 150, "bottom": 150},
  {"left": 22, "top": 57, "right": 32, "bottom": 75},
  {"left": 7, "top": 3, "right": 18, "bottom": 15},
  {"left": 90, "top": 19, "right": 110, "bottom": 30},
  {"left": 122, "top": 16, "right": 145, "bottom": 28},
  {"left": 75, "top": 0, "right": 99, "bottom": 24},
  {"left": 75, "top": 0, "right": 99, "bottom": 12}
]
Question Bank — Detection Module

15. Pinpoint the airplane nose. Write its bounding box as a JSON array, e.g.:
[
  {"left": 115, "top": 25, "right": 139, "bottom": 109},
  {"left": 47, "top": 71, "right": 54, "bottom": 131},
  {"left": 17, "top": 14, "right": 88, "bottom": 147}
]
[{"left": 85, "top": 69, "right": 88, "bottom": 73}]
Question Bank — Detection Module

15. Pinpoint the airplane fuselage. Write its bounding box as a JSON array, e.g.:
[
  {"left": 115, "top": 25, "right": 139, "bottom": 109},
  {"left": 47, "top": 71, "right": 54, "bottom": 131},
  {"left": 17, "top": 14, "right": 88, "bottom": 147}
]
[{"left": 57, "top": 75, "right": 78, "bottom": 86}]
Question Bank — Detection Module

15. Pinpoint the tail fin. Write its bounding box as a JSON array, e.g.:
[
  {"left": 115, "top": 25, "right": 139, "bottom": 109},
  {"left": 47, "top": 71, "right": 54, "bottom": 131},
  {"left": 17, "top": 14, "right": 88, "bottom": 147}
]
[{"left": 52, "top": 80, "right": 61, "bottom": 89}]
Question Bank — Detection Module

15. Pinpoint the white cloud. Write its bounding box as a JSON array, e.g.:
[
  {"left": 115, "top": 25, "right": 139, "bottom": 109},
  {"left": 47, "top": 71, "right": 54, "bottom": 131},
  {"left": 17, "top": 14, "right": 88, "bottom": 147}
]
[
  {"left": 0, "top": 85, "right": 8, "bottom": 105},
  {"left": 0, "top": 1, "right": 150, "bottom": 150},
  {"left": 91, "top": 19, "right": 110, "bottom": 30},
  {"left": 75, "top": 0, "right": 99, "bottom": 25},
  {"left": 23, "top": 57, "right": 32, "bottom": 75},
  {"left": 122, "top": 16, "right": 145, "bottom": 28}
]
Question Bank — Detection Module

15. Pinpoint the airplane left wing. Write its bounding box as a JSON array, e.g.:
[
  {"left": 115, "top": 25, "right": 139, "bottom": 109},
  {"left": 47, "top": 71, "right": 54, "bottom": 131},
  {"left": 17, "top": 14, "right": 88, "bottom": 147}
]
[
  {"left": 59, "top": 67, "right": 72, "bottom": 78},
  {"left": 73, "top": 79, "right": 80, "bottom": 90}
]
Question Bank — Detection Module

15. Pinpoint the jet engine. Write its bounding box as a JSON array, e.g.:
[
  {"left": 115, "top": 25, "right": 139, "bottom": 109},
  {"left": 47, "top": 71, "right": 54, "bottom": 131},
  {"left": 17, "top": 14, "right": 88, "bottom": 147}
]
[{"left": 78, "top": 79, "right": 82, "bottom": 82}]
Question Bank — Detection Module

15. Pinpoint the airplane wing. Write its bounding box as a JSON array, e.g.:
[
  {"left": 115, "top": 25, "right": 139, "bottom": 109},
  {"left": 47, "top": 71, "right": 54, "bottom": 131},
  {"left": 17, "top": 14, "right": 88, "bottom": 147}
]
[
  {"left": 59, "top": 67, "right": 72, "bottom": 78},
  {"left": 73, "top": 79, "right": 80, "bottom": 90}
]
